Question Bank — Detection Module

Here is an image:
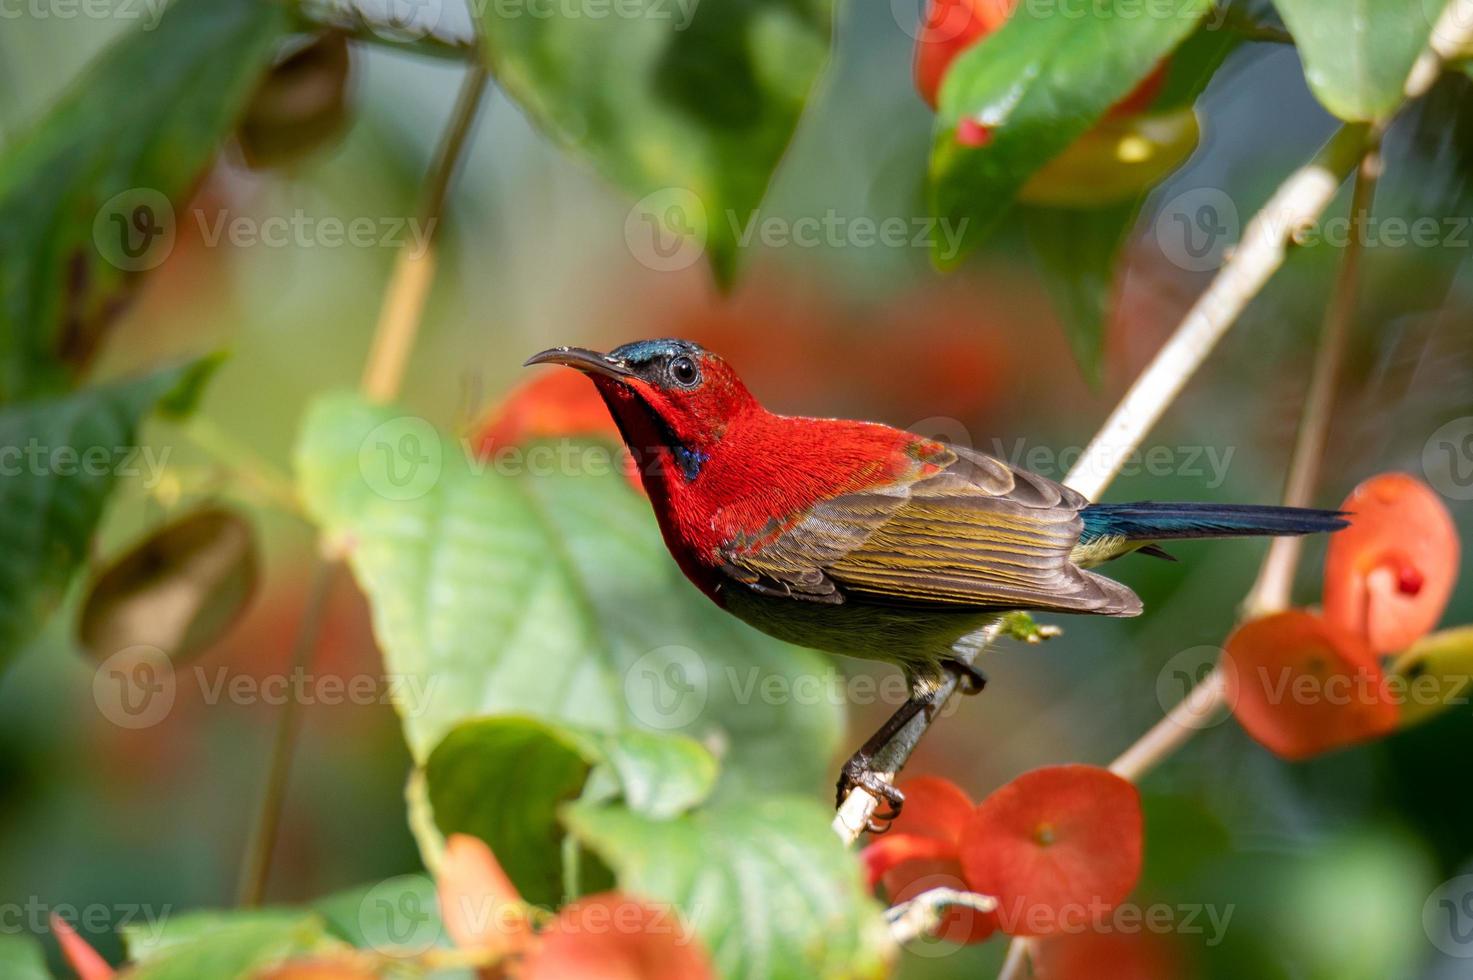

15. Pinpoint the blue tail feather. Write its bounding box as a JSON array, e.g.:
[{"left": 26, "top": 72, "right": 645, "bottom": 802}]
[{"left": 1080, "top": 502, "right": 1349, "bottom": 543}]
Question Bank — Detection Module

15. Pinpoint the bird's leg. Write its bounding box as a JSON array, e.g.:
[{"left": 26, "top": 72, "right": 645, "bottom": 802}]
[{"left": 837, "top": 677, "right": 954, "bottom": 833}]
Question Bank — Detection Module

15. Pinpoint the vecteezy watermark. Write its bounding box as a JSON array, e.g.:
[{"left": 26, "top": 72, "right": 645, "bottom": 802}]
[
  {"left": 92, "top": 188, "right": 438, "bottom": 272},
  {"left": 354, "top": 875, "right": 701, "bottom": 958},
  {"left": 94, "top": 646, "right": 177, "bottom": 730},
  {"left": 621, "top": 645, "right": 958, "bottom": 731},
  {"left": 93, "top": 648, "right": 442, "bottom": 729},
  {"left": 358, "top": 876, "right": 443, "bottom": 955},
  {"left": 191, "top": 210, "right": 437, "bottom": 257},
  {"left": 1, "top": 899, "right": 172, "bottom": 943},
  {"left": 1424, "top": 874, "right": 1473, "bottom": 958},
  {"left": 1290, "top": 214, "right": 1472, "bottom": 251},
  {"left": 470, "top": 0, "right": 700, "bottom": 29},
  {"left": 991, "top": 898, "right": 1234, "bottom": 947},
  {"left": 93, "top": 188, "right": 176, "bottom": 272},
  {"left": 725, "top": 210, "right": 970, "bottom": 264},
  {"left": 622, "top": 191, "right": 971, "bottom": 271},
  {"left": 1423, "top": 417, "right": 1473, "bottom": 502},
  {"left": 0, "top": 439, "right": 170, "bottom": 487},
  {"left": 1155, "top": 183, "right": 1473, "bottom": 272},
  {"left": 1232, "top": 664, "right": 1471, "bottom": 711},
  {"left": 1155, "top": 646, "right": 1232, "bottom": 729},
  {"left": 0, "top": 0, "right": 168, "bottom": 29},
  {"left": 358, "top": 416, "right": 444, "bottom": 502},
  {"left": 985, "top": 437, "right": 1237, "bottom": 489},
  {"left": 624, "top": 187, "right": 709, "bottom": 273},
  {"left": 886, "top": 0, "right": 1225, "bottom": 43},
  {"left": 1154, "top": 187, "right": 1241, "bottom": 273}
]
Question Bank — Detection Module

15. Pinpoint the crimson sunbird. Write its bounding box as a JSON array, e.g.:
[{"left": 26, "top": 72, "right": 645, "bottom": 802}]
[{"left": 526, "top": 339, "right": 1346, "bottom": 821}]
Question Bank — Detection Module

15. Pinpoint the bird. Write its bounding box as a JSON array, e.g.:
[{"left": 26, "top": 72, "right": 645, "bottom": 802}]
[{"left": 525, "top": 338, "right": 1347, "bottom": 825}]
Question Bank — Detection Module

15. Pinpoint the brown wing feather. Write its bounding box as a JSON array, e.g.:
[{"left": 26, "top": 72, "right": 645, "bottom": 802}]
[{"left": 719, "top": 445, "right": 1142, "bottom": 617}]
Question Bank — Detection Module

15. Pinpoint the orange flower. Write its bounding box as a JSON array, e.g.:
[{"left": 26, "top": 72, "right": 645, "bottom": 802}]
[
  {"left": 860, "top": 776, "right": 996, "bottom": 943},
  {"left": 864, "top": 768, "right": 1144, "bottom": 942},
  {"left": 1323, "top": 473, "right": 1459, "bottom": 653},
  {"left": 1223, "top": 610, "right": 1399, "bottom": 760},
  {"left": 960, "top": 765, "right": 1142, "bottom": 938},
  {"left": 435, "top": 833, "right": 714, "bottom": 978},
  {"left": 521, "top": 893, "right": 715, "bottom": 980}
]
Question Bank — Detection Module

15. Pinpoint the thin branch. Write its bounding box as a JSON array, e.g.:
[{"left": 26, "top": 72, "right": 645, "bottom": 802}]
[
  {"left": 832, "top": 122, "right": 1367, "bottom": 844},
  {"left": 236, "top": 61, "right": 489, "bottom": 906},
  {"left": 886, "top": 888, "right": 998, "bottom": 947},
  {"left": 1245, "top": 148, "right": 1380, "bottom": 617},
  {"left": 998, "top": 935, "right": 1033, "bottom": 980},
  {"left": 236, "top": 558, "right": 338, "bottom": 906},
  {"left": 362, "top": 62, "right": 491, "bottom": 403}
]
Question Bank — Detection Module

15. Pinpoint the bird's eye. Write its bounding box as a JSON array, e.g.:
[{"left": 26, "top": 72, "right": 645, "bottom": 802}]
[{"left": 668, "top": 355, "right": 701, "bottom": 388}]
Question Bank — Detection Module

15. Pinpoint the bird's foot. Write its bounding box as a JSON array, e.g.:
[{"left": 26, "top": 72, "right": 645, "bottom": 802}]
[
  {"left": 836, "top": 753, "right": 906, "bottom": 834},
  {"left": 1000, "top": 611, "right": 1063, "bottom": 645},
  {"left": 942, "top": 658, "right": 987, "bottom": 695}
]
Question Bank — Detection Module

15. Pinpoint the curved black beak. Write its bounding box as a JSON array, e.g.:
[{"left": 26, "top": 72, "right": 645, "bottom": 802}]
[{"left": 523, "top": 346, "right": 633, "bottom": 380}]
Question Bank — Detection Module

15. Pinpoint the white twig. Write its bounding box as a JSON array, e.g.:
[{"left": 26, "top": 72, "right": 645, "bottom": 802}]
[
  {"left": 886, "top": 888, "right": 999, "bottom": 946},
  {"left": 998, "top": 936, "right": 1033, "bottom": 980}
]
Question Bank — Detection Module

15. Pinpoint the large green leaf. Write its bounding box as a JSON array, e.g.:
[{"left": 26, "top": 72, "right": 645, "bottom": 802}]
[
  {"left": 0, "top": 0, "right": 289, "bottom": 401},
  {"left": 121, "top": 910, "right": 332, "bottom": 979},
  {"left": 566, "top": 799, "right": 893, "bottom": 980},
  {"left": 0, "top": 936, "right": 50, "bottom": 980},
  {"left": 425, "top": 715, "right": 717, "bottom": 906},
  {"left": 479, "top": 0, "right": 833, "bottom": 284},
  {"left": 295, "top": 394, "right": 842, "bottom": 797},
  {"left": 0, "top": 359, "right": 219, "bottom": 670},
  {"left": 1271, "top": 0, "right": 1446, "bottom": 121},
  {"left": 930, "top": 0, "right": 1208, "bottom": 263}
]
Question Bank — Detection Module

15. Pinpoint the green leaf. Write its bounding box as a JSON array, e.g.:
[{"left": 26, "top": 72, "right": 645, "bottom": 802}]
[
  {"left": 426, "top": 716, "right": 593, "bottom": 908},
  {"left": 0, "top": 358, "right": 220, "bottom": 671},
  {"left": 1022, "top": 201, "right": 1140, "bottom": 385},
  {"left": 585, "top": 727, "right": 718, "bottom": 818},
  {"left": 121, "top": 910, "right": 332, "bottom": 979},
  {"left": 0, "top": 0, "right": 289, "bottom": 401},
  {"left": 1271, "top": 0, "right": 1446, "bottom": 121},
  {"left": 930, "top": 0, "right": 1209, "bottom": 263},
  {"left": 478, "top": 0, "right": 833, "bottom": 284},
  {"left": 0, "top": 935, "right": 51, "bottom": 980},
  {"left": 566, "top": 799, "right": 893, "bottom": 980},
  {"left": 295, "top": 394, "right": 841, "bottom": 799},
  {"left": 424, "top": 716, "right": 718, "bottom": 906}
]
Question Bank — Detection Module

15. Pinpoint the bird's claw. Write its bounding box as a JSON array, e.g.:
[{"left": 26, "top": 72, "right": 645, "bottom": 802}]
[
  {"left": 1000, "top": 611, "right": 1063, "bottom": 645},
  {"left": 837, "top": 755, "right": 906, "bottom": 833},
  {"left": 943, "top": 658, "right": 987, "bottom": 695}
]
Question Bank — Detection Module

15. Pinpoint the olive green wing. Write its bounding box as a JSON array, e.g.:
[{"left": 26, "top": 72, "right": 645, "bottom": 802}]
[{"left": 718, "top": 445, "right": 1142, "bottom": 617}]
